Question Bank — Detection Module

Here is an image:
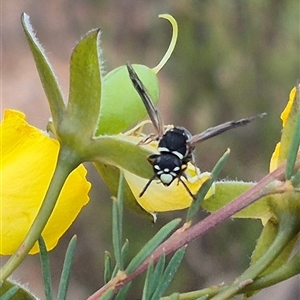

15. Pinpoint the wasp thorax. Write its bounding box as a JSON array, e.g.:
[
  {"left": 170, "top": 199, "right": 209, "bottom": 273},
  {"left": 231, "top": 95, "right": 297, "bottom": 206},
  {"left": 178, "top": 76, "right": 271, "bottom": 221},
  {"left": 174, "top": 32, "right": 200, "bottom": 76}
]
[{"left": 158, "top": 127, "right": 193, "bottom": 160}]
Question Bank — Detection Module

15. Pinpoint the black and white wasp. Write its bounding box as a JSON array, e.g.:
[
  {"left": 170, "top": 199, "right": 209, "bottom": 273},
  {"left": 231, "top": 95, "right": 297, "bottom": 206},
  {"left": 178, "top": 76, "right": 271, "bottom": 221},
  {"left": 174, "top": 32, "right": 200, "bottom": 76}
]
[{"left": 126, "top": 62, "right": 265, "bottom": 199}]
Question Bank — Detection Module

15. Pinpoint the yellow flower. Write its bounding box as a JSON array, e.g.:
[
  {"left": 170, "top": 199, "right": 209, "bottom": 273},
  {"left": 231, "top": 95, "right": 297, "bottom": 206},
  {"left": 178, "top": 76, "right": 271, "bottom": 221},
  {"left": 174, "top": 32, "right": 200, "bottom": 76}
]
[
  {"left": 1, "top": 110, "right": 91, "bottom": 255},
  {"left": 124, "top": 168, "right": 213, "bottom": 213}
]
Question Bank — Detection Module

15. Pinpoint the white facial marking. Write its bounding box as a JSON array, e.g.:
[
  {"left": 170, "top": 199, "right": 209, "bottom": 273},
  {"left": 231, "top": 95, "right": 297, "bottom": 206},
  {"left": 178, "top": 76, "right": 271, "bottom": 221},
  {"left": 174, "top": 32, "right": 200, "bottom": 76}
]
[{"left": 160, "top": 173, "right": 174, "bottom": 184}]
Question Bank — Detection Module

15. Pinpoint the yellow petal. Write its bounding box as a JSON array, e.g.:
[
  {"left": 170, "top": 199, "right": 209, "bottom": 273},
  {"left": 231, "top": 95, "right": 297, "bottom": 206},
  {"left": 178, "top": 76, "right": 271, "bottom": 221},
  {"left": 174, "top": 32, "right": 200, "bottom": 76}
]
[
  {"left": 269, "top": 142, "right": 281, "bottom": 172},
  {"left": 124, "top": 164, "right": 214, "bottom": 213},
  {"left": 280, "top": 87, "right": 296, "bottom": 128},
  {"left": 269, "top": 87, "right": 297, "bottom": 170},
  {"left": 1, "top": 110, "right": 91, "bottom": 255}
]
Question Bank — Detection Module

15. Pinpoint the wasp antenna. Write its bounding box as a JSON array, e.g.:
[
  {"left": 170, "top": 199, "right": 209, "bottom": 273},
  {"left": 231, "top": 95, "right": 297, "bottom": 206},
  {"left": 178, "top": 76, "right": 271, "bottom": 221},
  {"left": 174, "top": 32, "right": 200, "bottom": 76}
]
[{"left": 126, "top": 62, "right": 164, "bottom": 137}]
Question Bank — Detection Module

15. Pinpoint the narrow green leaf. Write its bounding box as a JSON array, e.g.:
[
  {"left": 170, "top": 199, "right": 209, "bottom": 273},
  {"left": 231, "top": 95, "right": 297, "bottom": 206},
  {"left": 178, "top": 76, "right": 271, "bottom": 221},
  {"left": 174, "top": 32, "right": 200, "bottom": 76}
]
[
  {"left": 104, "top": 252, "right": 112, "bottom": 284},
  {"left": 187, "top": 149, "right": 230, "bottom": 222},
  {"left": 112, "top": 173, "right": 125, "bottom": 271},
  {"left": 57, "top": 236, "right": 77, "bottom": 300},
  {"left": 147, "top": 254, "right": 166, "bottom": 299},
  {"left": 150, "top": 248, "right": 186, "bottom": 300},
  {"left": 112, "top": 198, "right": 122, "bottom": 271},
  {"left": 291, "top": 171, "right": 300, "bottom": 187},
  {"left": 38, "top": 236, "right": 53, "bottom": 300},
  {"left": 117, "top": 172, "right": 125, "bottom": 239},
  {"left": 115, "top": 283, "right": 132, "bottom": 300},
  {"left": 21, "top": 13, "right": 65, "bottom": 127},
  {"left": 0, "top": 286, "right": 19, "bottom": 300},
  {"left": 125, "top": 218, "right": 181, "bottom": 274},
  {"left": 67, "top": 29, "right": 102, "bottom": 136},
  {"left": 142, "top": 261, "right": 155, "bottom": 300},
  {"left": 112, "top": 239, "right": 130, "bottom": 279},
  {"left": 98, "top": 288, "right": 114, "bottom": 300},
  {"left": 285, "top": 110, "right": 300, "bottom": 179}
]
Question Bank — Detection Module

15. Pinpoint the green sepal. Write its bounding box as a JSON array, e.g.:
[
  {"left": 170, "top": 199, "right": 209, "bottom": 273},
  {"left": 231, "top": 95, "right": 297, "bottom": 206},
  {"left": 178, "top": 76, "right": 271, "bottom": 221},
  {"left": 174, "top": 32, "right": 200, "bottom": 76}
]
[
  {"left": 0, "top": 280, "right": 37, "bottom": 300},
  {"left": 21, "top": 13, "right": 65, "bottom": 128},
  {"left": 202, "top": 181, "right": 272, "bottom": 220},
  {"left": 94, "top": 162, "right": 152, "bottom": 218},
  {"left": 66, "top": 29, "right": 102, "bottom": 138},
  {"left": 95, "top": 64, "right": 159, "bottom": 135},
  {"left": 250, "top": 220, "right": 297, "bottom": 277}
]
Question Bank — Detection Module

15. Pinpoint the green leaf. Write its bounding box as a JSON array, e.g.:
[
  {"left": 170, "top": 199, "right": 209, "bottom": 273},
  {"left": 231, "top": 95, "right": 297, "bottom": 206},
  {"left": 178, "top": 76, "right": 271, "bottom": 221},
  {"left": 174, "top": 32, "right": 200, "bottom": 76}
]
[
  {"left": 98, "top": 288, "right": 114, "bottom": 300},
  {"left": 148, "top": 254, "right": 166, "bottom": 298},
  {"left": 187, "top": 149, "right": 230, "bottom": 222},
  {"left": 96, "top": 64, "right": 159, "bottom": 135},
  {"left": 115, "top": 283, "right": 132, "bottom": 300},
  {"left": 143, "top": 254, "right": 166, "bottom": 300},
  {"left": 0, "top": 280, "right": 37, "bottom": 300},
  {"left": 125, "top": 219, "right": 181, "bottom": 274},
  {"left": 112, "top": 173, "right": 125, "bottom": 271},
  {"left": 104, "top": 252, "right": 112, "bottom": 284},
  {"left": 67, "top": 29, "right": 102, "bottom": 136},
  {"left": 21, "top": 13, "right": 65, "bottom": 128},
  {"left": 38, "top": 237, "right": 53, "bottom": 300},
  {"left": 291, "top": 170, "right": 300, "bottom": 187},
  {"left": 201, "top": 181, "right": 272, "bottom": 220},
  {"left": 112, "top": 240, "right": 130, "bottom": 279},
  {"left": 150, "top": 248, "right": 186, "bottom": 300},
  {"left": 142, "top": 261, "right": 155, "bottom": 300},
  {"left": 57, "top": 236, "right": 77, "bottom": 300}
]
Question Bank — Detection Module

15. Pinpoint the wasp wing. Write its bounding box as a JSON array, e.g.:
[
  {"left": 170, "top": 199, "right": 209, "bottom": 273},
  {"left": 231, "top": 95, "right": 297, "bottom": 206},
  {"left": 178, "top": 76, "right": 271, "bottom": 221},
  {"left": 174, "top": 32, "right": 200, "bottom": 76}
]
[
  {"left": 188, "top": 113, "right": 266, "bottom": 146},
  {"left": 126, "top": 62, "right": 164, "bottom": 137}
]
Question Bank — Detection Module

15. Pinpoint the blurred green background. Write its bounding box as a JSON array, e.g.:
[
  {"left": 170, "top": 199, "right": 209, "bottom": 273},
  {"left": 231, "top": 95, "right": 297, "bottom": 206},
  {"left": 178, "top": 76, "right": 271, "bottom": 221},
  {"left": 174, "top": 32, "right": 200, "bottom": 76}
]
[{"left": 2, "top": 0, "right": 299, "bottom": 299}]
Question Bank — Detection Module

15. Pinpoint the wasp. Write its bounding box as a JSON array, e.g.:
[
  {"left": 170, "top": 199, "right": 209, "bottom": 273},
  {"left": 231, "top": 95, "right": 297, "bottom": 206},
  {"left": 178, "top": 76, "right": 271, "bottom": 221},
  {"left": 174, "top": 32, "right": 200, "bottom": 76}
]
[{"left": 126, "top": 62, "right": 265, "bottom": 199}]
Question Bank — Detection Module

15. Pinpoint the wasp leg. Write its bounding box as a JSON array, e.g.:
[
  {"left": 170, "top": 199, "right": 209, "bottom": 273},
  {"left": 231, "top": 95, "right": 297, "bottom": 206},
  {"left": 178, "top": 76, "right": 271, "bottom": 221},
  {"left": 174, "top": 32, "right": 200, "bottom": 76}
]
[
  {"left": 124, "top": 120, "right": 152, "bottom": 137},
  {"left": 139, "top": 174, "right": 157, "bottom": 197},
  {"left": 178, "top": 177, "right": 196, "bottom": 200},
  {"left": 138, "top": 133, "right": 159, "bottom": 145}
]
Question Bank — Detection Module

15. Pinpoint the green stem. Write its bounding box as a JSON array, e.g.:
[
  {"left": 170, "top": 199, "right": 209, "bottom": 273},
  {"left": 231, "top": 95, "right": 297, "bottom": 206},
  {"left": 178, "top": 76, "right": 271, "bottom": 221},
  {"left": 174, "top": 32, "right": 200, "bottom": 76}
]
[
  {"left": 211, "top": 211, "right": 300, "bottom": 300},
  {"left": 161, "top": 248, "right": 300, "bottom": 300},
  {"left": 0, "top": 146, "right": 80, "bottom": 281}
]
